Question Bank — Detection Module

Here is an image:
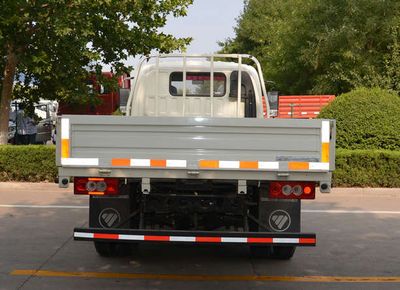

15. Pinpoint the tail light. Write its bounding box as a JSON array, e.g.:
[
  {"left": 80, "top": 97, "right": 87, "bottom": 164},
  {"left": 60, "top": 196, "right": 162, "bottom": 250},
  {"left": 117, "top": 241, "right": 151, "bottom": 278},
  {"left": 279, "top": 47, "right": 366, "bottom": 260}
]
[
  {"left": 74, "top": 177, "right": 119, "bottom": 195},
  {"left": 269, "top": 181, "right": 315, "bottom": 199}
]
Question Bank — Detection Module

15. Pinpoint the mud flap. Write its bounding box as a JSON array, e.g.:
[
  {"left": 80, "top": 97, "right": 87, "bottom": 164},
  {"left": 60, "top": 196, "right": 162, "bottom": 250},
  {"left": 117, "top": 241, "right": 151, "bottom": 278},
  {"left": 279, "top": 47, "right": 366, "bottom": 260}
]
[
  {"left": 259, "top": 186, "right": 300, "bottom": 232},
  {"left": 89, "top": 196, "right": 131, "bottom": 229}
]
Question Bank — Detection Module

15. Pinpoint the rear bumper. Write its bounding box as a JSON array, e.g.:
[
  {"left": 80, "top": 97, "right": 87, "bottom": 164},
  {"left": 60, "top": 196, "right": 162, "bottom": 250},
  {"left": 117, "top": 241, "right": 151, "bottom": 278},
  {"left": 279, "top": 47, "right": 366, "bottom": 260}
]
[{"left": 74, "top": 228, "right": 316, "bottom": 246}]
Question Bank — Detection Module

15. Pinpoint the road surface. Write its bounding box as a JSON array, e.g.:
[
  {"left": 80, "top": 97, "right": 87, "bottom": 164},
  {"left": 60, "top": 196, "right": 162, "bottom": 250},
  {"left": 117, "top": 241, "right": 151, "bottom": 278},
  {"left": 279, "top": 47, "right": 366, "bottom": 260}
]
[{"left": 0, "top": 183, "right": 399, "bottom": 289}]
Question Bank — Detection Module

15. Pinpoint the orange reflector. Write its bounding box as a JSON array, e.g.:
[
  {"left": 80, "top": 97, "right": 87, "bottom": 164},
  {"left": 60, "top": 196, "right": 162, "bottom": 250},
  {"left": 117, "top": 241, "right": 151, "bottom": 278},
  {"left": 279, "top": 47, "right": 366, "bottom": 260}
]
[
  {"left": 150, "top": 159, "right": 166, "bottom": 167},
  {"left": 240, "top": 161, "right": 258, "bottom": 169},
  {"left": 199, "top": 160, "right": 219, "bottom": 168},
  {"left": 61, "top": 139, "right": 70, "bottom": 158},
  {"left": 288, "top": 162, "right": 309, "bottom": 170},
  {"left": 88, "top": 178, "right": 104, "bottom": 181},
  {"left": 112, "top": 158, "right": 130, "bottom": 167},
  {"left": 321, "top": 142, "right": 330, "bottom": 162},
  {"left": 304, "top": 186, "right": 312, "bottom": 194},
  {"left": 88, "top": 191, "right": 105, "bottom": 196}
]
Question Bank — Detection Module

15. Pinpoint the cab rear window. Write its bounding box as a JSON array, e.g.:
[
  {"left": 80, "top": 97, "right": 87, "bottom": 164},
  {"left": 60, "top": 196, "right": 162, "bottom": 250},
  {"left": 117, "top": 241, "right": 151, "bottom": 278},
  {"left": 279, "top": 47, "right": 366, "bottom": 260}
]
[{"left": 169, "top": 72, "right": 226, "bottom": 97}]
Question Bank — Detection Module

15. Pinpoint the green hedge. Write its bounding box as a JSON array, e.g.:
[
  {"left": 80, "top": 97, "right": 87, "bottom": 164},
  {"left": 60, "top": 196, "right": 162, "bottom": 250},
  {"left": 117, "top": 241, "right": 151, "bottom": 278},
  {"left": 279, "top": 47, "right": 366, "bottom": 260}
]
[
  {"left": 333, "top": 149, "right": 400, "bottom": 187},
  {"left": 0, "top": 146, "right": 399, "bottom": 187},
  {"left": 0, "top": 145, "right": 57, "bottom": 182},
  {"left": 319, "top": 88, "right": 400, "bottom": 150}
]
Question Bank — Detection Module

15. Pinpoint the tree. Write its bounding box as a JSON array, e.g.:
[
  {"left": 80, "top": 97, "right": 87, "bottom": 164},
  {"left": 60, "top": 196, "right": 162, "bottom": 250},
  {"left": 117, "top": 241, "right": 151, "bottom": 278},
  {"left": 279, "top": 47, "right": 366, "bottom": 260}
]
[
  {"left": 0, "top": 0, "right": 193, "bottom": 144},
  {"left": 220, "top": 0, "right": 400, "bottom": 95}
]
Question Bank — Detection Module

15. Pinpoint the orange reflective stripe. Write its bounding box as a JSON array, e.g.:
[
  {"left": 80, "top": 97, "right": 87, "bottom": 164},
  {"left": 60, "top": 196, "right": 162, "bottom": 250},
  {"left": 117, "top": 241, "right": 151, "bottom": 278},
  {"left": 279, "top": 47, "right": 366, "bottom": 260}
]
[
  {"left": 288, "top": 162, "right": 309, "bottom": 170},
  {"left": 112, "top": 158, "right": 130, "bottom": 167},
  {"left": 151, "top": 160, "right": 166, "bottom": 167},
  {"left": 199, "top": 160, "right": 219, "bottom": 168},
  {"left": 61, "top": 139, "right": 70, "bottom": 158},
  {"left": 88, "top": 178, "right": 104, "bottom": 181},
  {"left": 240, "top": 161, "right": 258, "bottom": 169},
  {"left": 88, "top": 191, "right": 105, "bottom": 195},
  {"left": 321, "top": 142, "right": 330, "bottom": 163}
]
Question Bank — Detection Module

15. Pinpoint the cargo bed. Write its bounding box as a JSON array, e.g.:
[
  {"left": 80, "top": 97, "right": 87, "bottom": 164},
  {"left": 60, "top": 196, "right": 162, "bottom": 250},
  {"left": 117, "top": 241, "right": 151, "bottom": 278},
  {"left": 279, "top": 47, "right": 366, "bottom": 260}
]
[{"left": 57, "top": 115, "right": 335, "bottom": 187}]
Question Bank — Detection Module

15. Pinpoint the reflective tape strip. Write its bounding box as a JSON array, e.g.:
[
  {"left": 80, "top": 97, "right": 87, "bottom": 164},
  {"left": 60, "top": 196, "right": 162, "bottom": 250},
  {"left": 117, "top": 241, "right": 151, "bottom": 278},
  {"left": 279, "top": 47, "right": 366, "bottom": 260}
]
[
  {"left": 219, "top": 161, "right": 240, "bottom": 169},
  {"left": 61, "top": 139, "right": 70, "bottom": 158},
  {"left": 301, "top": 112, "right": 307, "bottom": 115},
  {"left": 314, "top": 112, "right": 320, "bottom": 115},
  {"left": 166, "top": 160, "right": 187, "bottom": 168},
  {"left": 61, "top": 158, "right": 99, "bottom": 166},
  {"left": 119, "top": 235, "right": 145, "bottom": 241},
  {"left": 129, "top": 159, "right": 187, "bottom": 168},
  {"left": 61, "top": 118, "right": 69, "bottom": 139},
  {"left": 112, "top": 158, "right": 130, "bottom": 166},
  {"left": 74, "top": 232, "right": 94, "bottom": 239},
  {"left": 75, "top": 232, "right": 315, "bottom": 245},
  {"left": 309, "top": 162, "right": 329, "bottom": 170},
  {"left": 258, "top": 162, "right": 279, "bottom": 170},
  {"left": 273, "top": 238, "right": 299, "bottom": 244},
  {"left": 131, "top": 159, "right": 151, "bottom": 167},
  {"left": 247, "top": 237, "right": 274, "bottom": 243},
  {"left": 321, "top": 121, "right": 330, "bottom": 143},
  {"left": 170, "top": 236, "right": 196, "bottom": 242},
  {"left": 321, "top": 142, "right": 330, "bottom": 163},
  {"left": 221, "top": 237, "right": 247, "bottom": 243},
  {"left": 199, "top": 160, "right": 279, "bottom": 170},
  {"left": 288, "top": 162, "right": 309, "bottom": 170}
]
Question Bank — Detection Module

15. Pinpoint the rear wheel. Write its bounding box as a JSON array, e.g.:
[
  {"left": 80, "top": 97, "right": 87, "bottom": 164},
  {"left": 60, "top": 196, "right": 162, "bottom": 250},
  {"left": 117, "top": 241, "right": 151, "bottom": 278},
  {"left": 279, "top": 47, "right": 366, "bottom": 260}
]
[
  {"left": 249, "top": 245, "right": 273, "bottom": 258},
  {"left": 271, "top": 246, "right": 296, "bottom": 260},
  {"left": 94, "top": 241, "right": 137, "bottom": 257}
]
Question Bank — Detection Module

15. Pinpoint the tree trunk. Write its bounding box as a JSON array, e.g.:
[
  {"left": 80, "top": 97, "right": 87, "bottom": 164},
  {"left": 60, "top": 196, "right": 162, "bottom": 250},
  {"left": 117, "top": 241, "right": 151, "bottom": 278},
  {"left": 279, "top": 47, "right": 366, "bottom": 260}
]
[{"left": 0, "top": 43, "right": 18, "bottom": 145}]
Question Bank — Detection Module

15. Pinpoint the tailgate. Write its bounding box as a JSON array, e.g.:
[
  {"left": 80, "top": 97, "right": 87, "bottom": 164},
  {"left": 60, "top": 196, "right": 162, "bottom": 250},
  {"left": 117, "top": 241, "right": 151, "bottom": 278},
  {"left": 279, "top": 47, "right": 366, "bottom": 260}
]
[{"left": 57, "top": 115, "right": 335, "bottom": 183}]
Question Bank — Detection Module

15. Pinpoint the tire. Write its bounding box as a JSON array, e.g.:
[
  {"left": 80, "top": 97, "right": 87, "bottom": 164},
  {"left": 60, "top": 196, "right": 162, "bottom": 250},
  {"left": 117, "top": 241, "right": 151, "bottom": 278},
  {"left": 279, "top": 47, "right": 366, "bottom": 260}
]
[
  {"left": 94, "top": 241, "right": 137, "bottom": 257},
  {"left": 271, "top": 246, "right": 296, "bottom": 260}
]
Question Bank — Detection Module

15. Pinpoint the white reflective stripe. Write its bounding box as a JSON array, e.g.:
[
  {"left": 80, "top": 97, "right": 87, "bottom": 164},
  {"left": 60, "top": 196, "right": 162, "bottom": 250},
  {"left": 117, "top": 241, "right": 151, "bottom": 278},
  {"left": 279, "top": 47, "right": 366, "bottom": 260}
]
[
  {"left": 221, "top": 237, "right": 247, "bottom": 243},
  {"left": 287, "top": 112, "right": 292, "bottom": 115},
  {"left": 309, "top": 162, "right": 330, "bottom": 170},
  {"left": 321, "top": 121, "right": 330, "bottom": 143},
  {"left": 219, "top": 161, "right": 240, "bottom": 169},
  {"left": 170, "top": 236, "right": 196, "bottom": 242},
  {"left": 61, "top": 158, "right": 99, "bottom": 166},
  {"left": 61, "top": 118, "right": 70, "bottom": 139},
  {"left": 301, "top": 112, "right": 307, "bottom": 115},
  {"left": 314, "top": 111, "right": 320, "bottom": 115},
  {"left": 258, "top": 162, "right": 279, "bottom": 170},
  {"left": 74, "top": 232, "right": 94, "bottom": 239},
  {"left": 166, "top": 160, "right": 187, "bottom": 168},
  {"left": 273, "top": 238, "right": 299, "bottom": 244},
  {"left": 131, "top": 159, "right": 150, "bottom": 167},
  {"left": 118, "top": 235, "right": 145, "bottom": 241}
]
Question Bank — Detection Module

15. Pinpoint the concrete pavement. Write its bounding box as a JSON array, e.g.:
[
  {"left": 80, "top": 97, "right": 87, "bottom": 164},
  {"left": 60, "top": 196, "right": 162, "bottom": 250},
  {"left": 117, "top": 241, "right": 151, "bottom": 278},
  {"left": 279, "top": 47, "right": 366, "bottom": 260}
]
[{"left": 0, "top": 183, "right": 399, "bottom": 289}]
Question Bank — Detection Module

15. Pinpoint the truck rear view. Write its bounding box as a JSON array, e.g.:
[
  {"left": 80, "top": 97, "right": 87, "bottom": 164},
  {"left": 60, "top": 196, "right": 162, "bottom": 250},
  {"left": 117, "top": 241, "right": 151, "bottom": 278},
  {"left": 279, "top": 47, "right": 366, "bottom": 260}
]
[{"left": 57, "top": 54, "right": 335, "bottom": 259}]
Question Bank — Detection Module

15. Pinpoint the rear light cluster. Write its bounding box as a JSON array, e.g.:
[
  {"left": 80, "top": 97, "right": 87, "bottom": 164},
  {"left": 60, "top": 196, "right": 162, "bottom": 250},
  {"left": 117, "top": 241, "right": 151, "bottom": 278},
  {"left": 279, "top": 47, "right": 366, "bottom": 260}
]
[
  {"left": 269, "top": 181, "right": 315, "bottom": 199},
  {"left": 74, "top": 177, "right": 119, "bottom": 195}
]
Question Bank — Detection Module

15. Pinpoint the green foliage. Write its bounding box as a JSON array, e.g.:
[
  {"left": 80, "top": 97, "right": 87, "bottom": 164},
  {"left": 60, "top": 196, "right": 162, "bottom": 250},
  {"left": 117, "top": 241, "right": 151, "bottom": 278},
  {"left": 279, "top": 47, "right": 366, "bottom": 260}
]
[
  {"left": 319, "top": 87, "right": 400, "bottom": 150},
  {"left": 334, "top": 149, "right": 400, "bottom": 187},
  {"left": 0, "top": 146, "right": 399, "bottom": 187},
  {"left": 0, "top": 0, "right": 193, "bottom": 143},
  {"left": 0, "top": 145, "right": 56, "bottom": 182},
  {"left": 220, "top": 0, "right": 400, "bottom": 95}
]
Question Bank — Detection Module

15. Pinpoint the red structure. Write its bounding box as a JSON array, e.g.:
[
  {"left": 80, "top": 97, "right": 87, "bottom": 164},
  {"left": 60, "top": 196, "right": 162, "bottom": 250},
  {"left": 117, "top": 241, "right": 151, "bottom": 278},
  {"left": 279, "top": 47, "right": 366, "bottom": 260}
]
[
  {"left": 58, "top": 72, "right": 130, "bottom": 115},
  {"left": 277, "top": 95, "right": 335, "bottom": 119}
]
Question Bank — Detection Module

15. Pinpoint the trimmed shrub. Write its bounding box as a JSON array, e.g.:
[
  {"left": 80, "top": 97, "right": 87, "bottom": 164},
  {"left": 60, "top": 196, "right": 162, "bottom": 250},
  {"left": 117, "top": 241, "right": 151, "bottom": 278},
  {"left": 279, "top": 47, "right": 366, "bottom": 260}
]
[
  {"left": 333, "top": 149, "right": 400, "bottom": 187},
  {"left": 0, "top": 145, "right": 57, "bottom": 182},
  {"left": 319, "top": 87, "right": 400, "bottom": 150}
]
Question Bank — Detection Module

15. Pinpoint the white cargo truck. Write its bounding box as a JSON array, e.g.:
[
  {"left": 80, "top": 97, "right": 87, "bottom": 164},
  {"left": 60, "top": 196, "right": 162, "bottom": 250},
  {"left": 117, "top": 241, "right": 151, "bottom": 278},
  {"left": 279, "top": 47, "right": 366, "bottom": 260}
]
[{"left": 57, "top": 54, "right": 335, "bottom": 259}]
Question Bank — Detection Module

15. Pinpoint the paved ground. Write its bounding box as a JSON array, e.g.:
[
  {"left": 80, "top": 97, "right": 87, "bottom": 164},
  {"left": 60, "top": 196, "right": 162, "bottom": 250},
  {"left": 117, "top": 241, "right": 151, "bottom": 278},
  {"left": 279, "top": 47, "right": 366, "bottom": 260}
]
[{"left": 0, "top": 183, "right": 399, "bottom": 290}]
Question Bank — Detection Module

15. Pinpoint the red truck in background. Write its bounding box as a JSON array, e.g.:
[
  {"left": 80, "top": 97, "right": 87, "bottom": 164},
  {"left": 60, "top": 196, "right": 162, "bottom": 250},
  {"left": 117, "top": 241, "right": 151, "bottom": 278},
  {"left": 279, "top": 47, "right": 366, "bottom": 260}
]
[
  {"left": 58, "top": 72, "right": 130, "bottom": 115},
  {"left": 277, "top": 95, "right": 335, "bottom": 119}
]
